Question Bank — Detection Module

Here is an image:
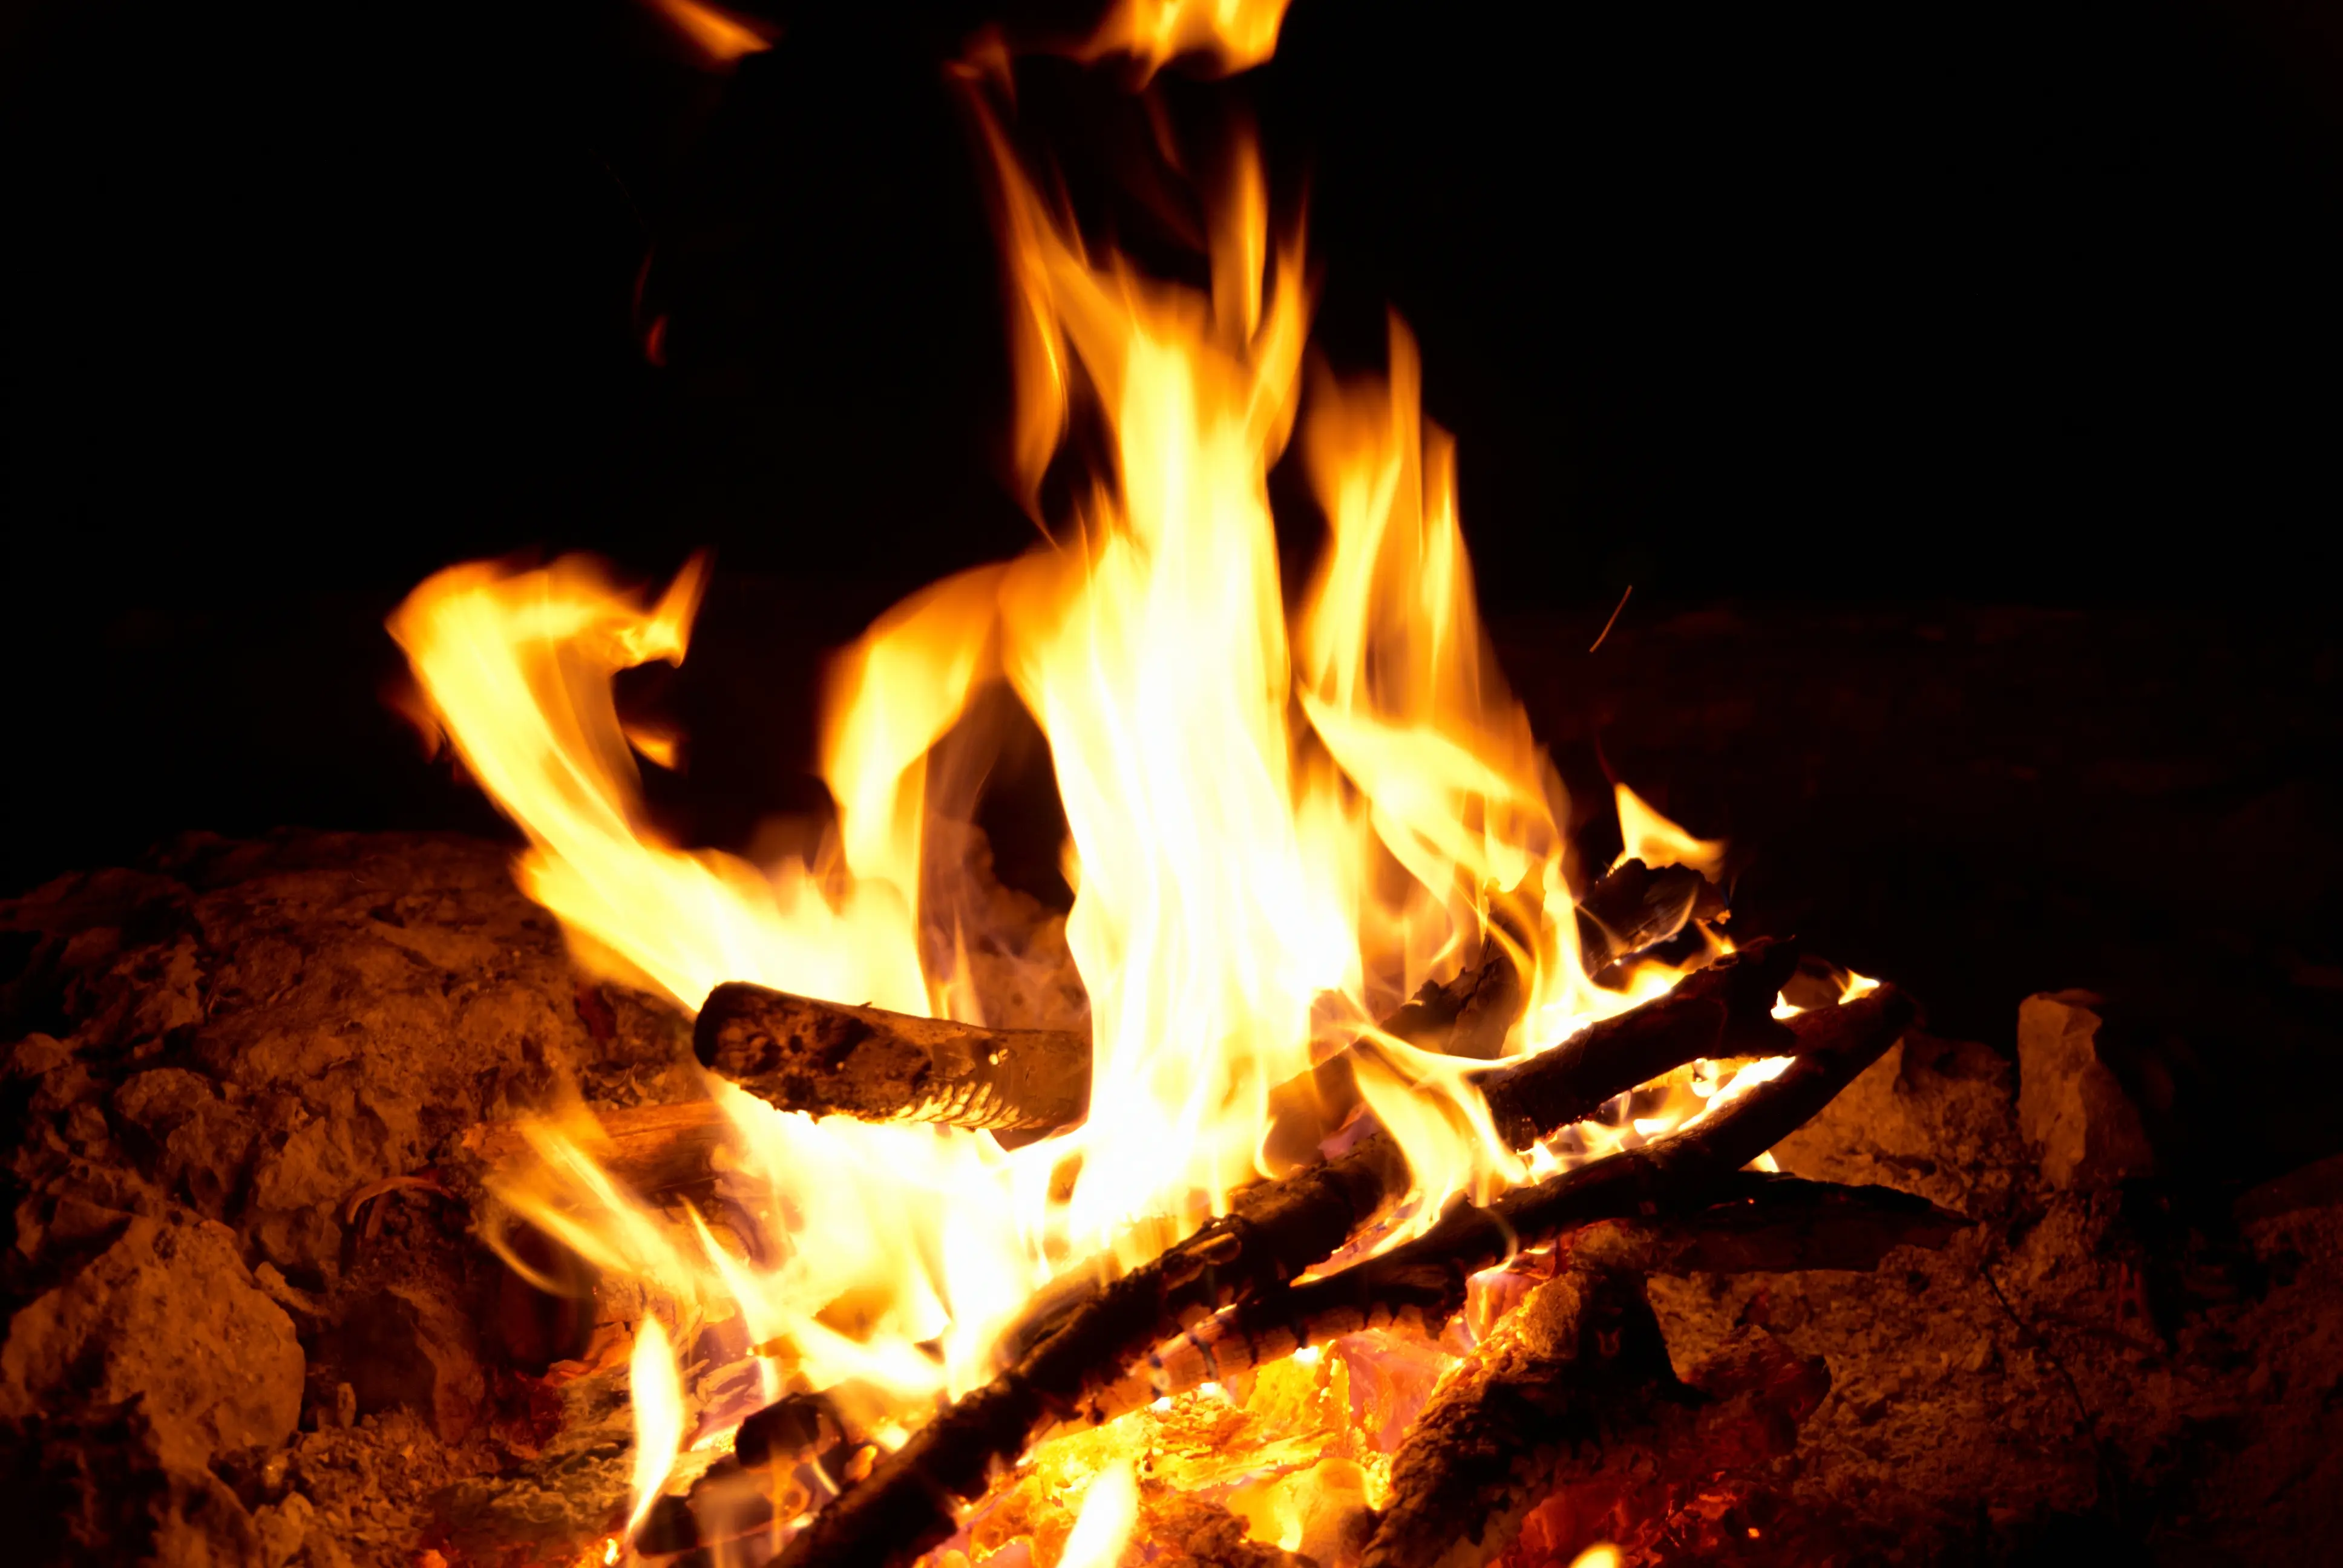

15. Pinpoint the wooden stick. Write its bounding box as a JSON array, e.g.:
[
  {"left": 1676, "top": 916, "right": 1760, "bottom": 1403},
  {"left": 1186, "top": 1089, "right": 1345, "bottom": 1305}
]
[
  {"left": 1571, "top": 857, "right": 1722, "bottom": 975},
  {"left": 1138, "top": 1166, "right": 1957, "bottom": 1403},
  {"left": 770, "top": 957, "right": 1853, "bottom": 1568},
  {"left": 998, "top": 938, "right": 1797, "bottom": 1365},
  {"left": 698, "top": 861, "right": 1715, "bottom": 1138},
  {"left": 1475, "top": 935, "right": 1797, "bottom": 1148},
  {"left": 1133, "top": 984, "right": 1916, "bottom": 1403}
]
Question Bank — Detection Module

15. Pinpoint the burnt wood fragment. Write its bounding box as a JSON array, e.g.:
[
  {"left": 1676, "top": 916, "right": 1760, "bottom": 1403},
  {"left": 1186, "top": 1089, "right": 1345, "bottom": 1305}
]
[
  {"left": 694, "top": 986, "right": 1092, "bottom": 1137},
  {"left": 1138, "top": 983, "right": 1920, "bottom": 1399},
  {"left": 768, "top": 955, "right": 1866, "bottom": 1568}
]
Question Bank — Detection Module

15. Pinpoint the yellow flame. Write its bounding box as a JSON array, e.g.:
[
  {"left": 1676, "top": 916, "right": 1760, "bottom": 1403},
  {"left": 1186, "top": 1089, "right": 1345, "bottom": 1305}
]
[
  {"left": 391, "top": 43, "right": 1736, "bottom": 1501},
  {"left": 1568, "top": 1547, "right": 1624, "bottom": 1568},
  {"left": 1060, "top": 1460, "right": 1141, "bottom": 1568},
  {"left": 1076, "top": 0, "right": 1292, "bottom": 78},
  {"left": 1613, "top": 781, "right": 1726, "bottom": 880},
  {"left": 626, "top": 1316, "right": 683, "bottom": 1540}
]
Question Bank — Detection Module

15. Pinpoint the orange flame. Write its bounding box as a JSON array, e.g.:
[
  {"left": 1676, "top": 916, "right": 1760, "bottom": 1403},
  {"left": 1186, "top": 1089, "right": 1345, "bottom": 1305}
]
[
  {"left": 637, "top": 0, "right": 774, "bottom": 67},
  {"left": 626, "top": 1315, "right": 683, "bottom": 1540},
  {"left": 1059, "top": 1460, "right": 1141, "bottom": 1568},
  {"left": 388, "top": 23, "right": 1757, "bottom": 1499},
  {"left": 1076, "top": 0, "right": 1293, "bottom": 78}
]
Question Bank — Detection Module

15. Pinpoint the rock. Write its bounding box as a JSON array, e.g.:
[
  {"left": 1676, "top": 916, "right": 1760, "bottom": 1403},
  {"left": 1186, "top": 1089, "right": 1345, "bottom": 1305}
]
[
  {"left": 1771, "top": 1028, "right": 2024, "bottom": 1218},
  {"left": 1, "top": 1394, "right": 263, "bottom": 1568},
  {"left": 252, "top": 1492, "right": 314, "bottom": 1567},
  {"left": 113, "top": 1068, "right": 258, "bottom": 1216},
  {"left": 2017, "top": 990, "right": 2155, "bottom": 1189},
  {"left": 329, "top": 1283, "right": 484, "bottom": 1443},
  {"left": 0, "top": 1212, "right": 304, "bottom": 1472}
]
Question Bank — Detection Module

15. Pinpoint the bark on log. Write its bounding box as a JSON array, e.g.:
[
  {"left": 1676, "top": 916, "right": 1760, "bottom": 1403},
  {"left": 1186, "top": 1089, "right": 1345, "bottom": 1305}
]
[
  {"left": 694, "top": 987, "right": 1091, "bottom": 1138},
  {"left": 1360, "top": 1269, "right": 1829, "bottom": 1568}
]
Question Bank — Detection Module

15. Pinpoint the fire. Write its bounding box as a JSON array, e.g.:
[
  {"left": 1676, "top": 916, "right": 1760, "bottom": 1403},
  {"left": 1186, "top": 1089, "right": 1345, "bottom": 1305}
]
[
  {"left": 626, "top": 1316, "right": 684, "bottom": 1540},
  {"left": 1613, "top": 782, "right": 1726, "bottom": 881},
  {"left": 1075, "top": 0, "right": 1293, "bottom": 77},
  {"left": 1057, "top": 1462, "right": 1140, "bottom": 1568},
  {"left": 387, "top": 5, "right": 1778, "bottom": 1557},
  {"left": 637, "top": 0, "right": 774, "bottom": 66}
]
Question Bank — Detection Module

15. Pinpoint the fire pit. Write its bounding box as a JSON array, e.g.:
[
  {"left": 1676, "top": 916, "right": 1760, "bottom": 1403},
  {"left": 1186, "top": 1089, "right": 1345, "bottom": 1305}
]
[{"left": 5, "top": 4, "right": 2342, "bottom": 1567}]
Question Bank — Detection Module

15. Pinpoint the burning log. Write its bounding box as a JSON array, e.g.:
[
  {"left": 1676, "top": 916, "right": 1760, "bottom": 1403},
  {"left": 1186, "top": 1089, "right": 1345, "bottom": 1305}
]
[
  {"left": 1360, "top": 1267, "right": 1830, "bottom": 1568},
  {"left": 694, "top": 987, "right": 1092, "bottom": 1139},
  {"left": 695, "top": 860, "right": 1714, "bottom": 1142},
  {"left": 769, "top": 970, "right": 1892, "bottom": 1568},
  {"left": 1473, "top": 934, "right": 1797, "bottom": 1149},
  {"left": 1571, "top": 857, "right": 1723, "bottom": 976},
  {"left": 1148, "top": 984, "right": 1919, "bottom": 1391},
  {"left": 1141, "top": 1163, "right": 1959, "bottom": 1402},
  {"left": 1000, "top": 937, "right": 1797, "bottom": 1363}
]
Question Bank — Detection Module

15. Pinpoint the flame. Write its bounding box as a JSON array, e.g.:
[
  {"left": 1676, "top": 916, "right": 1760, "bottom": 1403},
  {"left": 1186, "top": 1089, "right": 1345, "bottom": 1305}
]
[
  {"left": 1058, "top": 1460, "right": 1141, "bottom": 1568},
  {"left": 637, "top": 0, "right": 774, "bottom": 66},
  {"left": 1076, "top": 0, "right": 1293, "bottom": 77},
  {"left": 388, "top": 21, "right": 1752, "bottom": 1538},
  {"left": 1613, "top": 781, "right": 1725, "bottom": 881},
  {"left": 626, "top": 1316, "right": 684, "bottom": 1540}
]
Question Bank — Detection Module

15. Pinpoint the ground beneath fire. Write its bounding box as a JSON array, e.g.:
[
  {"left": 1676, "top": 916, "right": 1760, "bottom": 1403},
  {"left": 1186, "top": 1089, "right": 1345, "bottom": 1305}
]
[{"left": 2, "top": 829, "right": 2340, "bottom": 1565}]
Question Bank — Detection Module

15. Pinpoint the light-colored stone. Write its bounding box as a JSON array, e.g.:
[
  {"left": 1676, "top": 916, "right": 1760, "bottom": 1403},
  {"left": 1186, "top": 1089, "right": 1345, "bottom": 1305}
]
[
  {"left": 0, "top": 1212, "right": 304, "bottom": 1471},
  {"left": 2017, "top": 990, "right": 2154, "bottom": 1189}
]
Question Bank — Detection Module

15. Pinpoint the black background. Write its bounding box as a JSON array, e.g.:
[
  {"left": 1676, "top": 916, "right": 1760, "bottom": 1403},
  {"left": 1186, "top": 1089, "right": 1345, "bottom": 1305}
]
[{"left": 7, "top": 0, "right": 2342, "bottom": 1083}]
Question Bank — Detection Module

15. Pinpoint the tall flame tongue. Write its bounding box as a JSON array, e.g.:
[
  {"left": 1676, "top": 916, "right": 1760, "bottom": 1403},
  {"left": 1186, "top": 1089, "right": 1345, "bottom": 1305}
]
[{"left": 387, "top": 27, "right": 1696, "bottom": 1523}]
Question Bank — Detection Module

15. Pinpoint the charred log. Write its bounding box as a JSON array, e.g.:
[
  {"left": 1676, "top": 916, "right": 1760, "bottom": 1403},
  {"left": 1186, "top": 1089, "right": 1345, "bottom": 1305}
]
[
  {"left": 1142, "top": 1168, "right": 1959, "bottom": 1401},
  {"left": 770, "top": 971, "right": 1889, "bottom": 1568},
  {"left": 693, "top": 986, "right": 1091, "bottom": 1139},
  {"left": 1475, "top": 934, "right": 1798, "bottom": 1148},
  {"left": 700, "top": 864, "right": 1718, "bottom": 1145},
  {"left": 1136, "top": 984, "right": 1920, "bottom": 1397},
  {"left": 1572, "top": 857, "right": 1725, "bottom": 976},
  {"left": 1000, "top": 938, "right": 1797, "bottom": 1364}
]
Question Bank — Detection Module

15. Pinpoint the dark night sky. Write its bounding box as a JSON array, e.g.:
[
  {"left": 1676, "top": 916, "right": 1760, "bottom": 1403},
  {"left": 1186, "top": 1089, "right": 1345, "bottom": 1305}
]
[{"left": 4, "top": 0, "right": 2342, "bottom": 893}]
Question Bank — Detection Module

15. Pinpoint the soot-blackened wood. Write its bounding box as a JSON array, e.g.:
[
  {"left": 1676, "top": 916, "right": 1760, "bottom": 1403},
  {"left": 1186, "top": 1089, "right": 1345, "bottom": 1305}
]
[
  {"left": 1572, "top": 858, "right": 1723, "bottom": 975},
  {"left": 704, "top": 863, "right": 1703, "bottom": 1145},
  {"left": 1476, "top": 935, "right": 1799, "bottom": 1149},
  {"left": 1003, "top": 938, "right": 1797, "bottom": 1364},
  {"left": 1361, "top": 1270, "right": 1829, "bottom": 1568},
  {"left": 1138, "top": 1171, "right": 1960, "bottom": 1405},
  {"left": 769, "top": 956, "right": 1832, "bottom": 1568},
  {"left": 1155, "top": 984, "right": 1917, "bottom": 1392},
  {"left": 695, "top": 986, "right": 1092, "bottom": 1137}
]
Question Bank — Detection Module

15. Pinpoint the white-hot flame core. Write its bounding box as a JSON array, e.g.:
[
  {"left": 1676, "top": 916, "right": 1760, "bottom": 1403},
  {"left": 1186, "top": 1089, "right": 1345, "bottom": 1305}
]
[
  {"left": 626, "top": 1316, "right": 683, "bottom": 1540},
  {"left": 391, "top": 84, "right": 1746, "bottom": 1449},
  {"left": 1058, "top": 1460, "right": 1141, "bottom": 1568}
]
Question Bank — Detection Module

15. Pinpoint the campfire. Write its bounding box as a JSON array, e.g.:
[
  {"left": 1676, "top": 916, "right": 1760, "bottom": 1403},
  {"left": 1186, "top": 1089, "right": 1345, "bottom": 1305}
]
[
  {"left": 381, "top": 7, "right": 1956, "bottom": 1566},
  {"left": 13, "top": 4, "right": 2342, "bottom": 1568}
]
